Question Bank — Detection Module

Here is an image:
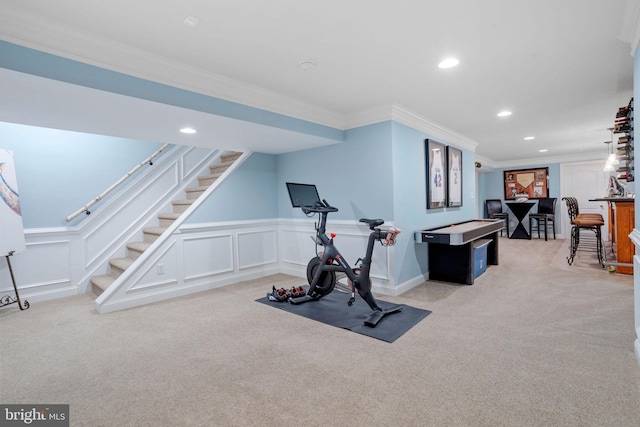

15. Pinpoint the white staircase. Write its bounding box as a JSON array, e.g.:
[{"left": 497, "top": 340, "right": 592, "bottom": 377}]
[{"left": 90, "top": 151, "right": 243, "bottom": 296}]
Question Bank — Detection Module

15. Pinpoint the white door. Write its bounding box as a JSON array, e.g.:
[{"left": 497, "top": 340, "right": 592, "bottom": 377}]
[{"left": 560, "top": 160, "right": 609, "bottom": 240}]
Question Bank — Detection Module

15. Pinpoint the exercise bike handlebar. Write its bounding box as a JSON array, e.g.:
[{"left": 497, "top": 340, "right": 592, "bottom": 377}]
[{"left": 301, "top": 199, "right": 339, "bottom": 215}]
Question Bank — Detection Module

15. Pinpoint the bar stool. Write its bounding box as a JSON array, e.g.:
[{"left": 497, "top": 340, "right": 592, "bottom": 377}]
[
  {"left": 529, "top": 197, "right": 557, "bottom": 241},
  {"left": 562, "top": 197, "right": 605, "bottom": 267}
]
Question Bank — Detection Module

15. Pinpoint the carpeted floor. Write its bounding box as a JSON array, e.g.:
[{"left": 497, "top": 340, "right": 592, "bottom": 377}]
[{"left": 1, "top": 237, "right": 639, "bottom": 426}]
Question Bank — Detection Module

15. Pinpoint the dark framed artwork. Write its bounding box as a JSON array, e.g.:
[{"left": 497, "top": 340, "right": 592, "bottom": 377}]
[
  {"left": 425, "top": 139, "right": 447, "bottom": 209},
  {"left": 446, "top": 146, "right": 462, "bottom": 207},
  {"left": 503, "top": 167, "right": 549, "bottom": 200}
]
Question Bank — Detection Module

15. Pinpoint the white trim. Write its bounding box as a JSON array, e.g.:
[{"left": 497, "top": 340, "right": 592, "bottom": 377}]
[
  {"left": 390, "top": 104, "right": 479, "bottom": 153},
  {"left": 484, "top": 151, "right": 606, "bottom": 170}
]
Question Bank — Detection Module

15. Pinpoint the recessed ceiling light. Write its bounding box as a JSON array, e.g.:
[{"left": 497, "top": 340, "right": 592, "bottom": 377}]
[
  {"left": 183, "top": 16, "right": 200, "bottom": 28},
  {"left": 524, "top": 136, "right": 535, "bottom": 140},
  {"left": 497, "top": 111, "right": 512, "bottom": 117},
  {"left": 438, "top": 58, "right": 459, "bottom": 69},
  {"left": 539, "top": 149, "right": 548, "bottom": 153},
  {"left": 298, "top": 60, "right": 316, "bottom": 71},
  {"left": 180, "top": 127, "right": 197, "bottom": 134}
]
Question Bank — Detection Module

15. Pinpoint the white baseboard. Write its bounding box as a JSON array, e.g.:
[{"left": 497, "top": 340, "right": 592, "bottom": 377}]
[{"left": 98, "top": 264, "right": 280, "bottom": 314}]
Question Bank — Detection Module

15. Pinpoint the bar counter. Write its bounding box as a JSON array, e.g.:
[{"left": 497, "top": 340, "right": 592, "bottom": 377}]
[{"left": 590, "top": 197, "right": 635, "bottom": 274}]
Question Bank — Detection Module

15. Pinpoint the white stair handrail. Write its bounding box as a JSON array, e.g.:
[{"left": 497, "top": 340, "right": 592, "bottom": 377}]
[{"left": 65, "top": 143, "right": 171, "bottom": 222}]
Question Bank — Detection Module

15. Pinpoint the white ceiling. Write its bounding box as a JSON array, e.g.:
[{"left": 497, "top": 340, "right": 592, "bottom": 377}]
[{"left": 0, "top": 0, "right": 638, "bottom": 164}]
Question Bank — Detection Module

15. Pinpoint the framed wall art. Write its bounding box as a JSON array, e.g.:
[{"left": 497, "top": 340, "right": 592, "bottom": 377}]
[
  {"left": 503, "top": 167, "right": 549, "bottom": 200},
  {"left": 425, "top": 139, "right": 447, "bottom": 209},
  {"left": 446, "top": 146, "right": 462, "bottom": 207}
]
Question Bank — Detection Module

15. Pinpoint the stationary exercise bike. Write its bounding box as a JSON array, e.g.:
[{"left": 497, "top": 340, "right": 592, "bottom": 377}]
[{"left": 286, "top": 183, "right": 403, "bottom": 327}]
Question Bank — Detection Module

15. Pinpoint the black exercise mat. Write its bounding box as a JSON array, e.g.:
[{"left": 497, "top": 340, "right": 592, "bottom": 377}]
[{"left": 256, "top": 290, "right": 431, "bottom": 343}]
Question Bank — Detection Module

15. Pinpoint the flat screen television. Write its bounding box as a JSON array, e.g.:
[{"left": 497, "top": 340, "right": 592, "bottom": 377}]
[{"left": 286, "top": 182, "right": 321, "bottom": 208}]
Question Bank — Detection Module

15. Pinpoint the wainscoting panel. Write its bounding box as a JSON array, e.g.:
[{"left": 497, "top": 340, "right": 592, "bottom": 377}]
[
  {"left": 237, "top": 229, "right": 277, "bottom": 270},
  {"left": 279, "top": 226, "right": 317, "bottom": 267},
  {"left": 0, "top": 238, "right": 76, "bottom": 301},
  {"left": 183, "top": 233, "right": 234, "bottom": 280},
  {"left": 128, "top": 241, "right": 180, "bottom": 293}
]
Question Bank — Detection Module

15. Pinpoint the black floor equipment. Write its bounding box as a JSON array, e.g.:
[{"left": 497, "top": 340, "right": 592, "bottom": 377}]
[{"left": 285, "top": 182, "right": 404, "bottom": 328}]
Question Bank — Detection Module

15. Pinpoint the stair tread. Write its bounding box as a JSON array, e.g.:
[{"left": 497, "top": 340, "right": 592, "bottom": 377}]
[
  {"left": 213, "top": 160, "right": 235, "bottom": 167},
  {"left": 198, "top": 172, "right": 224, "bottom": 179},
  {"left": 186, "top": 185, "right": 209, "bottom": 192},
  {"left": 127, "top": 241, "right": 152, "bottom": 251},
  {"left": 90, "top": 274, "right": 115, "bottom": 294},
  {"left": 91, "top": 274, "right": 115, "bottom": 286},
  {"left": 157, "top": 212, "right": 181, "bottom": 220},
  {"left": 221, "top": 152, "right": 242, "bottom": 161},
  {"left": 110, "top": 257, "right": 135, "bottom": 269},
  {"left": 172, "top": 199, "right": 194, "bottom": 205},
  {"left": 143, "top": 227, "right": 167, "bottom": 235}
]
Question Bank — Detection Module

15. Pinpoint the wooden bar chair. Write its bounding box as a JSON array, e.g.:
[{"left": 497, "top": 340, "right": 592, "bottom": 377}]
[{"left": 562, "top": 197, "right": 605, "bottom": 267}]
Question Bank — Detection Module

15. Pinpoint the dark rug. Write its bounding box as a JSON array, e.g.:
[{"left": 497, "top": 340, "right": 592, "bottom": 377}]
[{"left": 256, "top": 290, "right": 431, "bottom": 343}]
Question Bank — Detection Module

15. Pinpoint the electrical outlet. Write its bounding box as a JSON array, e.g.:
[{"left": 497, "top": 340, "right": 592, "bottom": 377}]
[{"left": 156, "top": 263, "right": 165, "bottom": 275}]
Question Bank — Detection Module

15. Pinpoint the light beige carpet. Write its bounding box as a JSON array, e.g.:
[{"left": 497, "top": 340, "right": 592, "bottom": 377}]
[{"left": 1, "top": 237, "right": 639, "bottom": 426}]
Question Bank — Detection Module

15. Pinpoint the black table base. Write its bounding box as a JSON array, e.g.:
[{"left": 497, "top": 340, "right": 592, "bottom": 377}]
[{"left": 506, "top": 202, "right": 535, "bottom": 240}]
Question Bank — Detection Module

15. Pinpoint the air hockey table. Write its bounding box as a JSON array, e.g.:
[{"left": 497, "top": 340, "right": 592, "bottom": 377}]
[{"left": 415, "top": 219, "right": 503, "bottom": 285}]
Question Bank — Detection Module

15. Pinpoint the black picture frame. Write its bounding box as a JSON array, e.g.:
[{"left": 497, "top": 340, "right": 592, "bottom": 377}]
[
  {"left": 503, "top": 167, "right": 549, "bottom": 200},
  {"left": 446, "top": 146, "right": 463, "bottom": 207},
  {"left": 425, "top": 139, "right": 447, "bottom": 209}
]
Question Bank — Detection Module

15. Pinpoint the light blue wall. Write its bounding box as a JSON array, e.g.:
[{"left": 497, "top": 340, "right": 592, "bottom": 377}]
[
  {"left": 186, "top": 153, "right": 278, "bottom": 223},
  {"left": 0, "top": 122, "right": 163, "bottom": 228},
  {"left": 277, "top": 121, "right": 394, "bottom": 221},
  {"left": 390, "top": 122, "right": 476, "bottom": 284}
]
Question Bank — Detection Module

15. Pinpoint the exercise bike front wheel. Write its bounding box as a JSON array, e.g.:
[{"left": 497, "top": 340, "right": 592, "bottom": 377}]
[{"left": 306, "top": 256, "right": 336, "bottom": 297}]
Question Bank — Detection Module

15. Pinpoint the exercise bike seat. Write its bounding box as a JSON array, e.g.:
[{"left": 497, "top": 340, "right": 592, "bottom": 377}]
[{"left": 359, "top": 218, "right": 384, "bottom": 229}]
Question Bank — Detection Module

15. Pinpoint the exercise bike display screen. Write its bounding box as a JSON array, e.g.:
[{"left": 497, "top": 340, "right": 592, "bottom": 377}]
[{"left": 286, "top": 182, "right": 321, "bottom": 208}]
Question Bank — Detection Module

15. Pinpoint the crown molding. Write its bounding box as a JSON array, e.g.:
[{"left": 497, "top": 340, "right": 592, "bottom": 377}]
[
  {"left": 484, "top": 150, "right": 605, "bottom": 170},
  {"left": 390, "top": 104, "right": 479, "bottom": 152},
  {"left": 619, "top": 0, "right": 640, "bottom": 55},
  {"left": 343, "top": 104, "right": 481, "bottom": 152}
]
